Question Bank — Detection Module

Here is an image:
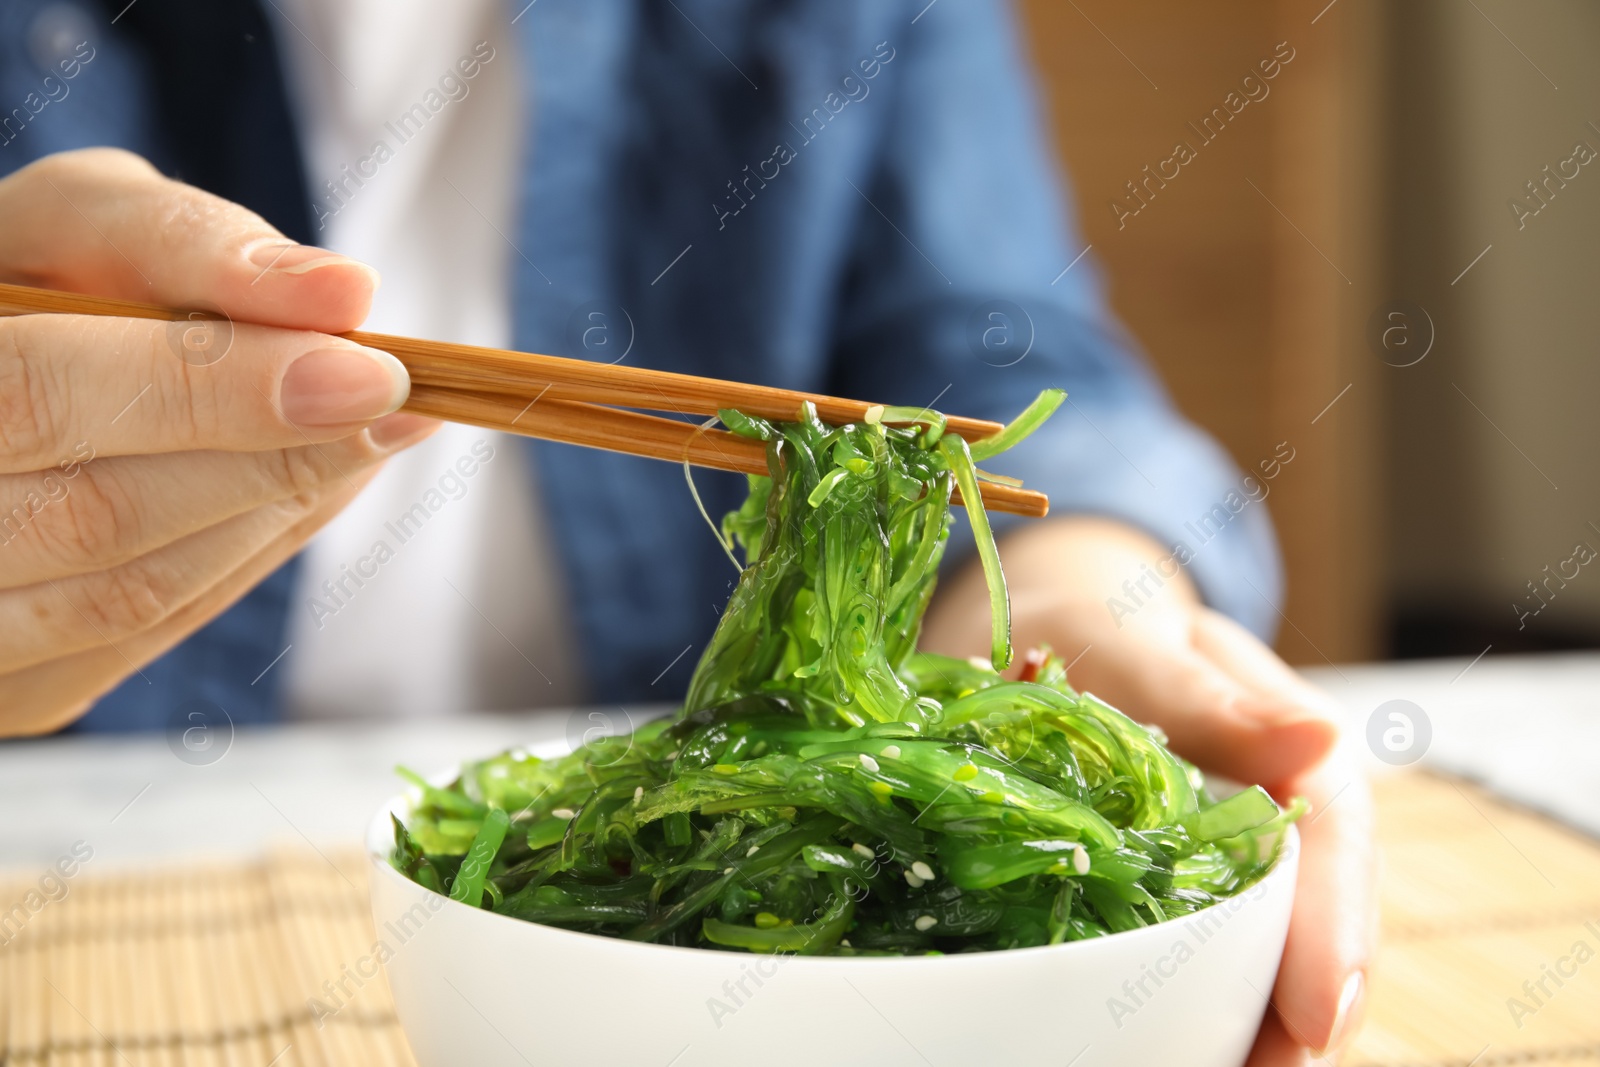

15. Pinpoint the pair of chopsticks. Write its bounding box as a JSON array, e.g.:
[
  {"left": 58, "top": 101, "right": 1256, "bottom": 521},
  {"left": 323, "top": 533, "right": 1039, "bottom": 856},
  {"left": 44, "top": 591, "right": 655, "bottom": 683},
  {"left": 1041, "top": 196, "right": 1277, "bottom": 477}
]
[{"left": 0, "top": 283, "right": 1048, "bottom": 517}]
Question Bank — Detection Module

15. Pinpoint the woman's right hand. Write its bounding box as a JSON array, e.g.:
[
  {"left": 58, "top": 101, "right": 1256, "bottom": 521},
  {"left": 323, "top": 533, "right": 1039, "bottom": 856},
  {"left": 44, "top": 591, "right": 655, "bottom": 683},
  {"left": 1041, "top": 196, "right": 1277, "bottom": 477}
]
[{"left": 0, "top": 148, "right": 438, "bottom": 735}]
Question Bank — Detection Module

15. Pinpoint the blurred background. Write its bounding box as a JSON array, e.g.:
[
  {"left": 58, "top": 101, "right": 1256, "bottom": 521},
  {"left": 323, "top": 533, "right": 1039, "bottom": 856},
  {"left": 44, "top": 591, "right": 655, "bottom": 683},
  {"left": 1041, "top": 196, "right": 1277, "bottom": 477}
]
[{"left": 1016, "top": 0, "right": 1599, "bottom": 667}]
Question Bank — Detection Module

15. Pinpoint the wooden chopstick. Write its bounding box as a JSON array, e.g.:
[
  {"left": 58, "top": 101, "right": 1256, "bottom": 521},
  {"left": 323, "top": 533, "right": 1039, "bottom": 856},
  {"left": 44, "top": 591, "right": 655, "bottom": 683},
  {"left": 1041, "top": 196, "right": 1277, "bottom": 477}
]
[
  {"left": 370, "top": 333, "right": 1008, "bottom": 440},
  {"left": 406, "top": 385, "right": 768, "bottom": 470},
  {"left": 0, "top": 282, "right": 1002, "bottom": 434},
  {"left": 406, "top": 385, "right": 1050, "bottom": 518},
  {"left": 0, "top": 282, "right": 1049, "bottom": 517}
]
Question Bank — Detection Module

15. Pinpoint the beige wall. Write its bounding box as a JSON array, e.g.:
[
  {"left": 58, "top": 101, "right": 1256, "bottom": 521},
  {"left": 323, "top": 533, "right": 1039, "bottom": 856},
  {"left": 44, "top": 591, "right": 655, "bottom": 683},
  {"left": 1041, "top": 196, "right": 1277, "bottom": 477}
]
[
  {"left": 1018, "top": 0, "right": 1597, "bottom": 659},
  {"left": 1019, "top": 0, "right": 1384, "bottom": 664}
]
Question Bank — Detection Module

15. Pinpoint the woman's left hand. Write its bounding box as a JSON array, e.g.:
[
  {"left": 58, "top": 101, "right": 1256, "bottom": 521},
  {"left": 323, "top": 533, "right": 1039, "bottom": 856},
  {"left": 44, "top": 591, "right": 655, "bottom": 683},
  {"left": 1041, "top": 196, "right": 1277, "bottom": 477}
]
[{"left": 922, "top": 516, "right": 1376, "bottom": 1064}]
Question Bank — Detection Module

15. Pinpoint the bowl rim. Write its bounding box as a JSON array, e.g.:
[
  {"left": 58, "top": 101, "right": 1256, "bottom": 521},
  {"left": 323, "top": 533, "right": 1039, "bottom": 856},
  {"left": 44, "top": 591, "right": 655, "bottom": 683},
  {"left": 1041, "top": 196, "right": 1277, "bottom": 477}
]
[{"left": 367, "top": 743, "right": 1300, "bottom": 968}]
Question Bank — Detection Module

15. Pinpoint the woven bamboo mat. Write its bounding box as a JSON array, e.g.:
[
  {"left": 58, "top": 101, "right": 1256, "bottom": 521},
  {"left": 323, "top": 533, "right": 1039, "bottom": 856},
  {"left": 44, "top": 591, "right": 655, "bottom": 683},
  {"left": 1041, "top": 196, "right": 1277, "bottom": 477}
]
[
  {"left": 0, "top": 849, "right": 415, "bottom": 1067},
  {"left": 1348, "top": 774, "right": 1600, "bottom": 1066},
  {"left": 2, "top": 772, "right": 1597, "bottom": 1066}
]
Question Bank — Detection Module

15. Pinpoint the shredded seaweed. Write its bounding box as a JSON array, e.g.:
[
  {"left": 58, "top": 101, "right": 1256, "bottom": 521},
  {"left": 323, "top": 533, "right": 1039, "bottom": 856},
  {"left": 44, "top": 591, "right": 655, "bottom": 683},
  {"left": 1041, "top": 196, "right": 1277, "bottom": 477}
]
[{"left": 392, "top": 395, "right": 1299, "bottom": 954}]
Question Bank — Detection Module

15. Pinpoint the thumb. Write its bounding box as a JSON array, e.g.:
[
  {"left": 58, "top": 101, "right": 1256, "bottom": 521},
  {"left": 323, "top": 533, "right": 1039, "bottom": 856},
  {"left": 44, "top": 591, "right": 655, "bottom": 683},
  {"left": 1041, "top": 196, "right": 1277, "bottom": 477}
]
[{"left": 1072, "top": 635, "right": 1339, "bottom": 788}]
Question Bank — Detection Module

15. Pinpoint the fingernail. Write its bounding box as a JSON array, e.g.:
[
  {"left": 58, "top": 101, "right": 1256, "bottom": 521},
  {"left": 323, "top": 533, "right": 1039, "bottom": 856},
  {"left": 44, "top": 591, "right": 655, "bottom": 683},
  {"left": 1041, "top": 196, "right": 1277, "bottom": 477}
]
[
  {"left": 247, "top": 242, "right": 380, "bottom": 284},
  {"left": 1317, "top": 970, "right": 1365, "bottom": 1054},
  {"left": 368, "top": 412, "right": 439, "bottom": 451},
  {"left": 280, "top": 346, "right": 409, "bottom": 426}
]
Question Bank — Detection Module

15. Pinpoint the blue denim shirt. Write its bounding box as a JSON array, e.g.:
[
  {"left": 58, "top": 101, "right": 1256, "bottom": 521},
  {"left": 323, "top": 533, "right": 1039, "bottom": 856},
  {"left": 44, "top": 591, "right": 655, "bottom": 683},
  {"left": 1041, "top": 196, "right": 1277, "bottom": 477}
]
[{"left": 0, "top": 0, "right": 1282, "bottom": 730}]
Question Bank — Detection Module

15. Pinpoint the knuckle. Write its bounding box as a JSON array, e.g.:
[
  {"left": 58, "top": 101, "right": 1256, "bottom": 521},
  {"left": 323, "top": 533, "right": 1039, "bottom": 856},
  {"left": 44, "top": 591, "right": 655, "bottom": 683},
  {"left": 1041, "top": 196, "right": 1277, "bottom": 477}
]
[
  {"left": 271, "top": 438, "right": 379, "bottom": 499},
  {"left": 281, "top": 489, "right": 326, "bottom": 526},
  {"left": 272, "top": 445, "right": 338, "bottom": 499},
  {"left": 0, "top": 321, "right": 60, "bottom": 466},
  {"left": 77, "top": 557, "right": 176, "bottom": 643},
  {"left": 151, "top": 183, "right": 217, "bottom": 240},
  {"left": 146, "top": 174, "right": 273, "bottom": 273},
  {"left": 145, "top": 330, "right": 220, "bottom": 447},
  {"left": 46, "top": 463, "right": 142, "bottom": 569}
]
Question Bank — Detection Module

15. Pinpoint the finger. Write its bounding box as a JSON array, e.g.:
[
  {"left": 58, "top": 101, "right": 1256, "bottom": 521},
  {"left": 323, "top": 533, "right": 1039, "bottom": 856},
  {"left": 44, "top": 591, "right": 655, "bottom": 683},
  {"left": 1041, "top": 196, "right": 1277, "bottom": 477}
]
[
  {"left": 0, "top": 314, "right": 413, "bottom": 472},
  {"left": 0, "top": 148, "right": 377, "bottom": 333},
  {"left": 0, "top": 413, "right": 438, "bottom": 588},
  {"left": 1243, "top": 1009, "right": 1311, "bottom": 1067},
  {"left": 1270, "top": 756, "right": 1376, "bottom": 1057},
  {"left": 0, "top": 468, "right": 374, "bottom": 736},
  {"left": 1192, "top": 609, "right": 1347, "bottom": 721},
  {"left": 0, "top": 456, "right": 392, "bottom": 672},
  {"left": 1072, "top": 637, "right": 1337, "bottom": 787}
]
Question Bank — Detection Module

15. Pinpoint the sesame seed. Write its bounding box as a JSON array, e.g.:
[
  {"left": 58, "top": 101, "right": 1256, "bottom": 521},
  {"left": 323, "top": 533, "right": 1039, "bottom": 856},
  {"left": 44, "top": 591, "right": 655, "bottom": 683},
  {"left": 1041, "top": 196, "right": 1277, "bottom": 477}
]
[
  {"left": 551, "top": 808, "right": 575, "bottom": 819},
  {"left": 746, "top": 845, "right": 761, "bottom": 857},
  {"left": 881, "top": 745, "right": 902, "bottom": 759},
  {"left": 904, "top": 870, "right": 926, "bottom": 889},
  {"left": 840, "top": 938, "right": 852, "bottom": 948},
  {"left": 851, "top": 842, "right": 876, "bottom": 860},
  {"left": 911, "top": 861, "right": 935, "bottom": 882},
  {"left": 914, "top": 915, "right": 938, "bottom": 932},
  {"left": 724, "top": 867, "right": 735, "bottom": 874},
  {"left": 632, "top": 786, "right": 644, "bottom": 802},
  {"left": 1073, "top": 847, "right": 1091, "bottom": 875},
  {"left": 858, "top": 753, "right": 881, "bottom": 773}
]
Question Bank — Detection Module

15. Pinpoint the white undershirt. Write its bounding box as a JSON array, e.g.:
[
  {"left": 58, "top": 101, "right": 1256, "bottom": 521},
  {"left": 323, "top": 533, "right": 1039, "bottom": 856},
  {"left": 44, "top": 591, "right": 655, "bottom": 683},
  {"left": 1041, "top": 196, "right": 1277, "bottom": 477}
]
[{"left": 268, "top": 0, "right": 584, "bottom": 717}]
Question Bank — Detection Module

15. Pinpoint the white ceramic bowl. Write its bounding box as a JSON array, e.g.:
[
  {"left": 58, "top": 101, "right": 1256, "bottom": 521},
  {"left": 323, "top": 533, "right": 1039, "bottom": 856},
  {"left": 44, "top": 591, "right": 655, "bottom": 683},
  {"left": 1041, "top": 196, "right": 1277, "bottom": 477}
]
[{"left": 368, "top": 748, "right": 1298, "bottom": 1067}]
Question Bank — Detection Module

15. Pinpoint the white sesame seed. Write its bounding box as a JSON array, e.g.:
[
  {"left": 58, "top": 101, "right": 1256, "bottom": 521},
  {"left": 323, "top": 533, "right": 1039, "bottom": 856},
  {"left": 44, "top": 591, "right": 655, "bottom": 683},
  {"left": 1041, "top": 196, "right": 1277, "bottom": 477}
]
[
  {"left": 746, "top": 845, "right": 761, "bottom": 857},
  {"left": 551, "top": 808, "right": 576, "bottom": 820},
  {"left": 904, "top": 870, "right": 926, "bottom": 889},
  {"left": 851, "top": 842, "right": 876, "bottom": 860},
  {"left": 881, "top": 745, "right": 902, "bottom": 759},
  {"left": 724, "top": 867, "right": 735, "bottom": 874},
  {"left": 858, "top": 753, "right": 881, "bottom": 773},
  {"left": 1073, "top": 847, "right": 1091, "bottom": 875},
  {"left": 911, "top": 861, "right": 935, "bottom": 882},
  {"left": 840, "top": 939, "right": 852, "bottom": 948},
  {"left": 633, "top": 786, "right": 644, "bottom": 802},
  {"left": 914, "top": 915, "right": 938, "bottom": 932}
]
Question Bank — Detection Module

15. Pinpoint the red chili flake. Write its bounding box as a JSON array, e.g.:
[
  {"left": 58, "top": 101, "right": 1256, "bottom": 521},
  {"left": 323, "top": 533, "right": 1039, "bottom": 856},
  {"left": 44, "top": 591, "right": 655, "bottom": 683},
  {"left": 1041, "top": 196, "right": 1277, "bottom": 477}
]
[{"left": 1017, "top": 647, "right": 1048, "bottom": 684}]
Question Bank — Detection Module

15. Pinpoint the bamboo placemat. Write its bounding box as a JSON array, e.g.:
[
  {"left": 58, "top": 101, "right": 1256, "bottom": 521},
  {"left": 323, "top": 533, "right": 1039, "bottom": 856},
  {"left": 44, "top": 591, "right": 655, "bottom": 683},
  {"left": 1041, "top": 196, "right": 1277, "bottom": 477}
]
[
  {"left": 2, "top": 772, "right": 1598, "bottom": 1066},
  {"left": 0, "top": 849, "right": 415, "bottom": 1067},
  {"left": 1348, "top": 774, "right": 1600, "bottom": 1066}
]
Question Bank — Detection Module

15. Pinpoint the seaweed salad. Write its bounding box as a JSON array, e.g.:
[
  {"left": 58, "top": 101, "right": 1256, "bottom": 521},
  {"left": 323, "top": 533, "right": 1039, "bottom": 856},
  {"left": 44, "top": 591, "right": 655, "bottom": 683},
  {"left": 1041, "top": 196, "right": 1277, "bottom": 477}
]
[{"left": 391, "top": 393, "right": 1300, "bottom": 954}]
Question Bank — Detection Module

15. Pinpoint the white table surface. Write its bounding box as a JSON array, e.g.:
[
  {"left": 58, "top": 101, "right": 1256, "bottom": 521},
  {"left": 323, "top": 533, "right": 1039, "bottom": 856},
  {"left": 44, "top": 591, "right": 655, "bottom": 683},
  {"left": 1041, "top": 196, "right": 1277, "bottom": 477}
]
[
  {"left": 1, "top": 654, "right": 1595, "bottom": 872},
  {"left": 1303, "top": 651, "right": 1600, "bottom": 836}
]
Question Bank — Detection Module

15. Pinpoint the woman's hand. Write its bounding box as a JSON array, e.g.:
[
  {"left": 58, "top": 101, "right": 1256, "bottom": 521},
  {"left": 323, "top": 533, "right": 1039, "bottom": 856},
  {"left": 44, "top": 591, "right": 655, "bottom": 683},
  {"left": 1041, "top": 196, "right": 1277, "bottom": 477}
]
[
  {"left": 922, "top": 516, "right": 1375, "bottom": 1064},
  {"left": 0, "top": 148, "right": 438, "bottom": 735}
]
